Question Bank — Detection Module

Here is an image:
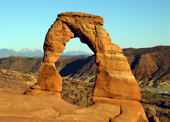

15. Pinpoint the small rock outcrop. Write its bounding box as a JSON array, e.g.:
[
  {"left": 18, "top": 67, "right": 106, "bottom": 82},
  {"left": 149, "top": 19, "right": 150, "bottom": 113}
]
[
  {"left": 145, "top": 107, "right": 160, "bottom": 122},
  {"left": 26, "top": 12, "right": 148, "bottom": 122}
]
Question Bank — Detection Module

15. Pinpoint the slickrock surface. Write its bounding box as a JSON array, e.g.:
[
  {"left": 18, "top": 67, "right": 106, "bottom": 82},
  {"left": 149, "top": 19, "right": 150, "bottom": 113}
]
[
  {"left": 0, "top": 91, "right": 149, "bottom": 122},
  {"left": 0, "top": 91, "right": 121, "bottom": 122},
  {"left": 26, "top": 12, "right": 148, "bottom": 122}
]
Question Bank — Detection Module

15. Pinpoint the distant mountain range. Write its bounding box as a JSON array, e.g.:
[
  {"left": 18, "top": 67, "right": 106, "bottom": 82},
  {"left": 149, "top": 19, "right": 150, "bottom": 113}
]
[
  {"left": 0, "top": 48, "right": 43, "bottom": 58},
  {"left": 61, "top": 50, "right": 92, "bottom": 57},
  {"left": 19, "top": 48, "right": 43, "bottom": 52},
  {"left": 0, "top": 48, "right": 93, "bottom": 58}
]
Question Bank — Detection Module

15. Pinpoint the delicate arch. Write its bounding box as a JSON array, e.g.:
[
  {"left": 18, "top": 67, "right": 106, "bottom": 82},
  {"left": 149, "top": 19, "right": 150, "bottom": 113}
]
[
  {"left": 25, "top": 12, "right": 149, "bottom": 121},
  {"left": 26, "top": 12, "right": 141, "bottom": 102}
]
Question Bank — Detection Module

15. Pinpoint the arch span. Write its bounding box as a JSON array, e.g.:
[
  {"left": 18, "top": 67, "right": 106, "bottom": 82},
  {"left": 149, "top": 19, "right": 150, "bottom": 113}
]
[
  {"left": 25, "top": 12, "right": 148, "bottom": 122},
  {"left": 26, "top": 12, "right": 141, "bottom": 102}
]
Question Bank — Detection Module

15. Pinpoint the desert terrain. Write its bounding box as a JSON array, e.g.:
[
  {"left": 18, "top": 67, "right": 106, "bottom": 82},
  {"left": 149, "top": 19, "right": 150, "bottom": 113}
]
[{"left": 0, "top": 46, "right": 170, "bottom": 121}]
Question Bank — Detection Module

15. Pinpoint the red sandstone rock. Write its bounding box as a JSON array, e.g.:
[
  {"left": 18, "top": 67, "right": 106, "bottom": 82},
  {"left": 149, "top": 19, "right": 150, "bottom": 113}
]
[
  {"left": 93, "top": 96, "right": 148, "bottom": 122},
  {"left": 44, "top": 12, "right": 141, "bottom": 100},
  {"left": 26, "top": 12, "right": 147, "bottom": 122},
  {"left": 25, "top": 89, "right": 61, "bottom": 98},
  {"left": 30, "top": 84, "right": 41, "bottom": 90},
  {"left": 38, "top": 63, "right": 62, "bottom": 92}
]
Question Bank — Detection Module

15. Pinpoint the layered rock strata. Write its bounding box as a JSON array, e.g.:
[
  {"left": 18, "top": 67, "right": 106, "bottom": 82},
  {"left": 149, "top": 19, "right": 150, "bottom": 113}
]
[{"left": 26, "top": 12, "right": 148, "bottom": 122}]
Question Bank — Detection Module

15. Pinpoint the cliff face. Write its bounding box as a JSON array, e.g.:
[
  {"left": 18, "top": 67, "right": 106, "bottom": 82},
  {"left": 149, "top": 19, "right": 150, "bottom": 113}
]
[
  {"left": 124, "top": 46, "right": 170, "bottom": 81},
  {"left": 58, "top": 55, "right": 96, "bottom": 82}
]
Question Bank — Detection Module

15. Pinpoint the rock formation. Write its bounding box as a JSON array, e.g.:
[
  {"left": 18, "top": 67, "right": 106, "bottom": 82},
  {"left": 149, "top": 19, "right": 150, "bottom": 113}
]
[
  {"left": 26, "top": 12, "right": 148, "bottom": 122},
  {"left": 145, "top": 107, "right": 160, "bottom": 122}
]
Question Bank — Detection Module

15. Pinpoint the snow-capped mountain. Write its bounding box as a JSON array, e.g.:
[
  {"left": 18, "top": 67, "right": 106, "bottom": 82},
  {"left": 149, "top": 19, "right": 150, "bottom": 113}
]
[
  {"left": 0, "top": 48, "right": 43, "bottom": 58},
  {"left": 19, "top": 48, "right": 43, "bottom": 52},
  {"left": 0, "top": 48, "right": 93, "bottom": 58},
  {"left": 61, "top": 50, "right": 92, "bottom": 55}
]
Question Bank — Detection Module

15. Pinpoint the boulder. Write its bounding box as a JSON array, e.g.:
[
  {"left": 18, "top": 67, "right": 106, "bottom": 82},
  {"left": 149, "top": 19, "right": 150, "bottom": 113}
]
[
  {"left": 30, "top": 84, "right": 41, "bottom": 90},
  {"left": 145, "top": 107, "right": 160, "bottom": 122}
]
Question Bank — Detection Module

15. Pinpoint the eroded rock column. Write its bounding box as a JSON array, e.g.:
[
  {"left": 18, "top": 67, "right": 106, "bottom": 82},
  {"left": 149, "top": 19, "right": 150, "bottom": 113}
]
[
  {"left": 26, "top": 19, "right": 74, "bottom": 98},
  {"left": 90, "top": 25, "right": 141, "bottom": 101}
]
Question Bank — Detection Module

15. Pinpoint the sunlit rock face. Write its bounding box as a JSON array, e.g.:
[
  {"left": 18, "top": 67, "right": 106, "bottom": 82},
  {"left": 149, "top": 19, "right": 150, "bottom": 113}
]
[{"left": 26, "top": 12, "right": 148, "bottom": 122}]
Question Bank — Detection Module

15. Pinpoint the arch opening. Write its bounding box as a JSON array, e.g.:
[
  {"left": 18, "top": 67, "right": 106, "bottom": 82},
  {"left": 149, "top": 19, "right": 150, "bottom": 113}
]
[
  {"left": 54, "top": 37, "right": 96, "bottom": 106},
  {"left": 58, "top": 37, "right": 96, "bottom": 82},
  {"left": 62, "top": 37, "right": 94, "bottom": 55}
]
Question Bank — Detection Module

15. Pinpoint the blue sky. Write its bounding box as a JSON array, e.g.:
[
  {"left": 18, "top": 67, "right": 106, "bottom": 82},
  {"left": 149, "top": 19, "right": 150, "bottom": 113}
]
[{"left": 0, "top": 0, "right": 170, "bottom": 53}]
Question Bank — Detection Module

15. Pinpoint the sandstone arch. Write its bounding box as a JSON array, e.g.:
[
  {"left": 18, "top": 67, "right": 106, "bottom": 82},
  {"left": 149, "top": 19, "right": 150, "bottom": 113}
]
[{"left": 26, "top": 12, "right": 148, "bottom": 122}]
